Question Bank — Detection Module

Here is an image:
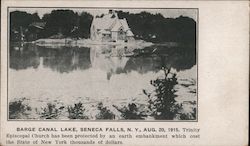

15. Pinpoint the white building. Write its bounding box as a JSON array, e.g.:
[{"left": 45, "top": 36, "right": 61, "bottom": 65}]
[{"left": 90, "top": 10, "right": 134, "bottom": 42}]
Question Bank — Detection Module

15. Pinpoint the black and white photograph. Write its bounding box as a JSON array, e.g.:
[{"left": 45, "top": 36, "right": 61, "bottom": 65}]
[{"left": 8, "top": 8, "right": 197, "bottom": 121}]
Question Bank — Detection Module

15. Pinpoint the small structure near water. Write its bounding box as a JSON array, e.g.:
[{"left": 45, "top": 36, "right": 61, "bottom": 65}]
[
  {"left": 90, "top": 10, "right": 134, "bottom": 42},
  {"left": 27, "top": 22, "right": 46, "bottom": 41}
]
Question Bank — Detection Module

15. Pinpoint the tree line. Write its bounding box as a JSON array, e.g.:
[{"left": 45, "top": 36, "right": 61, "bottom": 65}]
[
  {"left": 116, "top": 11, "right": 196, "bottom": 44},
  {"left": 10, "top": 10, "right": 93, "bottom": 41},
  {"left": 10, "top": 9, "right": 196, "bottom": 44}
]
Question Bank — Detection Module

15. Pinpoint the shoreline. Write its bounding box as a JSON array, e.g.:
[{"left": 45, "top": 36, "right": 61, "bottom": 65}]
[{"left": 33, "top": 38, "right": 154, "bottom": 49}]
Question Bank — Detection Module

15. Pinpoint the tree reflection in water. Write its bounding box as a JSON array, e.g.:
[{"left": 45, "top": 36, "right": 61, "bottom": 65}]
[
  {"left": 9, "top": 43, "right": 196, "bottom": 120},
  {"left": 9, "top": 43, "right": 196, "bottom": 74},
  {"left": 42, "top": 46, "right": 91, "bottom": 73},
  {"left": 10, "top": 43, "right": 40, "bottom": 70},
  {"left": 10, "top": 43, "right": 91, "bottom": 73}
]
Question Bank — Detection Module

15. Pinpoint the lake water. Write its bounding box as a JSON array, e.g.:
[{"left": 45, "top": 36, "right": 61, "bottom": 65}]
[{"left": 9, "top": 42, "right": 197, "bottom": 120}]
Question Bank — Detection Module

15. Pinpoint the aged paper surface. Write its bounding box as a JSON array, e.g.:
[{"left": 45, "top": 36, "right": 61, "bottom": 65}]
[{"left": 1, "top": 0, "right": 249, "bottom": 146}]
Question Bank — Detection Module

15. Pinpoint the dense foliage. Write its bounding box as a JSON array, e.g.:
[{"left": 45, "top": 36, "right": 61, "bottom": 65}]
[
  {"left": 10, "top": 11, "right": 40, "bottom": 29},
  {"left": 10, "top": 11, "right": 40, "bottom": 41},
  {"left": 10, "top": 9, "right": 196, "bottom": 44},
  {"left": 42, "top": 10, "right": 79, "bottom": 38},
  {"left": 10, "top": 10, "right": 93, "bottom": 41},
  {"left": 41, "top": 10, "right": 93, "bottom": 38},
  {"left": 68, "top": 102, "right": 88, "bottom": 119},
  {"left": 96, "top": 102, "right": 115, "bottom": 120},
  {"left": 9, "top": 98, "right": 31, "bottom": 119},
  {"left": 113, "top": 103, "right": 146, "bottom": 119},
  {"left": 117, "top": 11, "right": 196, "bottom": 44},
  {"left": 144, "top": 67, "right": 179, "bottom": 120}
]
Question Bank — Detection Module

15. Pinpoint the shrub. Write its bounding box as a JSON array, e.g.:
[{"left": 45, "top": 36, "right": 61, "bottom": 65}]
[
  {"left": 96, "top": 102, "right": 115, "bottom": 120},
  {"left": 179, "top": 107, "right": 196, "bottom": 120},
  {"left": 40, "top": 103, "right": 60, "bottom": 119},
  {"left": 114, "top": 103, "right": 146, "bottom": 120},
  {"left": 68, "top": 102, "right": 88, "bottom": 119},
  {"left": 144, "top": 67, "right": 180, "bottom": 120},
  {"left": 9, "top": 98, "right": 31, "bottom": 119}
]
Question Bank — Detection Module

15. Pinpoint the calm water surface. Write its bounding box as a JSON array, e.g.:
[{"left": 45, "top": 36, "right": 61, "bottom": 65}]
[{"left": 9, "top": 43, "right": 196, "bottom": 119}]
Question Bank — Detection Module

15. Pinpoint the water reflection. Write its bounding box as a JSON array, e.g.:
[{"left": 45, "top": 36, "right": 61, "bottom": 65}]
[
  {"left": 9, "top": 43, "right": 196, "bottom": 74},
  {"left": 9, "top": 42, "right": 196, "bottom": 120},
  {"left": 90, "top": 45, "right": 130, "bottom": 80},
  {"left": 10, "top": 43, "right": 40, "bottom": 70},
  {"left": 42, "top": 46, "right": 91, "bottom": 73},
  {"left": 10, "top": 44, "right": 91, "bottom": 73}
]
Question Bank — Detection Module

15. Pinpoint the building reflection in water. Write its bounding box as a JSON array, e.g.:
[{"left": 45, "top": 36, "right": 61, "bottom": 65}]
[
  {"left": 9, "top": 43, "right": 196, "bottom": 76},
  {"left": 9, "top": 43, "right": 197, "bottom": 118}
]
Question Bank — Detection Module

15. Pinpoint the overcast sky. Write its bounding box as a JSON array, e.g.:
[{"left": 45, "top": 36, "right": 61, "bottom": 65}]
[{"left": 10, "top": 8, "right": 197, "bottom": 21}]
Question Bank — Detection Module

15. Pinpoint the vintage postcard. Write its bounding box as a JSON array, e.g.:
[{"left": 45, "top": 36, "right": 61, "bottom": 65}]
[
  {"left": 1, "top": 0, "right": 249, "bottom": 146},
  {"left": 7, "top": 7, "right": 197, "bottom": 121}
]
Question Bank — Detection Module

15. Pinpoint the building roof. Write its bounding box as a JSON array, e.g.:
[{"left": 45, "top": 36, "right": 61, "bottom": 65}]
[
  {"left": 92, "top": 12, "right": 132, "bottom": 33},
  {"left": 111, "top": 20, "right": 122, "bottom": 32},
  {"left": 92, "top": 14, "right": 117, "bottom": 30},
  {"left": 29, "top": 22, "right": 46, "bottom": 29},
  {"left": 126, "top": 30, "right": 134, "bottom": 36},
  {"left": 120, "top": 19, "right": 129, "bottom": 31}
]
